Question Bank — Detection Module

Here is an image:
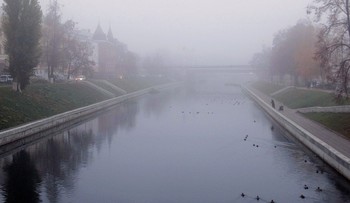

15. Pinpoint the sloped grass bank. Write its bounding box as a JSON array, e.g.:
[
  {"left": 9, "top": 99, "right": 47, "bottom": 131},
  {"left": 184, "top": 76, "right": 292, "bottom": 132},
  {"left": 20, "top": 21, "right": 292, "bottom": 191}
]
[
  {"left": 89, "top": 80, "right": 125, "bottom": 96},
  {"left": 251, "top": 81, "right": 285, "bottom": 95},
  {"left": 0, "top": 77, "right": 172, "bottom": 131},
  {"left": 273, "top": 89, "right": 349, "bottom": 109},
  {"left": 0, "top": 83, "right": 109, "bottom": 130},
  {"left": 303, "top": 112, "right": 350, "bottom": 139},
  {"left": 108, "top": 77, "right": 170, "bottom": 92},
  {"left": 251, "top": 81, "right": 350, "bottom": 139}
]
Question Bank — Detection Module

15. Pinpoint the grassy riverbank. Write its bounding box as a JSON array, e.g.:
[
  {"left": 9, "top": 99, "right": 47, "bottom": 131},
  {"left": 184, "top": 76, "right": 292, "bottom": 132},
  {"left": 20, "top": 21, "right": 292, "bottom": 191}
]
[
  {"left": 108, "top": 76, "right": 170, "bottom": 92},
  {"left": 0, "top": 77, "right": 171, "bottom": 131},
  {"left": 0, "top": 83, "right": 108, "bottom": 130},
  {"left": 252, "top": 81, "right": 350, "bottom": 138},
  {"left": 251, "top": 81, "right": 285, "bottom": 95},
  {"left": 303, "top": 112, "right": 350, "bottom": 139},
  {"left": 252, "top": 81, "right": 349, "bottom": 109},
  {"left": 273, "top": 89, "right": 342, "bottom": 109}
]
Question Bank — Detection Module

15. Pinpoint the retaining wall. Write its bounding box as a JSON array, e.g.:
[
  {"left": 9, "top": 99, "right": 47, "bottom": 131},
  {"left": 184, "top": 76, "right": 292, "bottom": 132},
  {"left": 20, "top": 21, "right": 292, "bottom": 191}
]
[
  {"left": 0, "top": 82, "right": 182, "bottom": 147},
  {"left": 242, "top": 85, "right": 350, "bottom": 181}
]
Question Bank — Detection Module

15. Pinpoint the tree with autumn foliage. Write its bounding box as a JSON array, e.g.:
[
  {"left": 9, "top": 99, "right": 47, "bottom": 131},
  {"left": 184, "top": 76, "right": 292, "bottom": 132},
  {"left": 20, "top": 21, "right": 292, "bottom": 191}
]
[
  {"left": 252, "top": 20, "right": 320, "bottom": 86},
  {"left": 291, "top": 22, "right": 320, "bottom": 84}
]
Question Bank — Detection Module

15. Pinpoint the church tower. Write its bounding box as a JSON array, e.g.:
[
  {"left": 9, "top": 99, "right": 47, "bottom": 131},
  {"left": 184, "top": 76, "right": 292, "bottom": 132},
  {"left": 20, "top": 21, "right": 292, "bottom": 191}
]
[
  {"left": 107, "top": 26, "right": 115, "bottom": 43},
  {"left": 93, "top": 23, "right": 107, "bottom": 41}
]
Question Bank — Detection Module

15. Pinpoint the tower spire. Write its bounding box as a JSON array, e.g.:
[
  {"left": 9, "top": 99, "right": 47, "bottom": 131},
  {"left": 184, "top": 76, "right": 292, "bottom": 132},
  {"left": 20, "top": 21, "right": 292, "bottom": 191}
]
[
  {"left": 92, "top": 22, "right": 106, "bottom": 41},
  {"left": 107, "top": 25, "right": 114, "bottom": 42}
]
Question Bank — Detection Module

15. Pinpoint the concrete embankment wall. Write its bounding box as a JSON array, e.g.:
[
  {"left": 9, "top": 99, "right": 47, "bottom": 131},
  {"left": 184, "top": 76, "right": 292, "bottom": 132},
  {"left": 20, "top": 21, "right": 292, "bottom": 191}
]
[
  {"left": 242, "top": 85, "right": 350, "bottom": 181},
  {"left": 0, "top": 82, "right": 182, "bottom": 147}
]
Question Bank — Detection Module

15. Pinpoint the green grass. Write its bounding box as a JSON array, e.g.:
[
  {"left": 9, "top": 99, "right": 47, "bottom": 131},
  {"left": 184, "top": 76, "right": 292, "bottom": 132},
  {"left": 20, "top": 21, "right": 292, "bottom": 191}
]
[
  {"left": 273, "top": 89, "right": 350, "bottom": 109},
  {"left": 0, "top": 83, "right": 109, "bottom": 130},
  {"left": 108, "top": 76, "right": 170, "bottom": 92},
  {"left": 89, "top": 80, "right": 124, "bottom": 96},
  {"left": 0, "top": 77, "right": 172, "bottom": 131},
  {"left": 303, "top": 112, "right": 350, "bottom": 139},
  {"left": 251, "top": 81, "right": 285, "bottom": 95}
]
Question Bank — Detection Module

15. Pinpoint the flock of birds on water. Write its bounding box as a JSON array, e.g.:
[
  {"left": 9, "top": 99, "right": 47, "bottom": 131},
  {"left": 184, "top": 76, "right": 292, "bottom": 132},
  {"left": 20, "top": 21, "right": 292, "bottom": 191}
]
[
  {"left": 241, "top": 131, "right": 326, "bottom": 202},
  {"left": 166, "top": 94, "right": 332, "bottom": 202},
  {"left": 172, "top": 96, "right": 246, "bottom": 116},
  {"left": 239, "top": 184, "right": 324, "bottom": 203}
]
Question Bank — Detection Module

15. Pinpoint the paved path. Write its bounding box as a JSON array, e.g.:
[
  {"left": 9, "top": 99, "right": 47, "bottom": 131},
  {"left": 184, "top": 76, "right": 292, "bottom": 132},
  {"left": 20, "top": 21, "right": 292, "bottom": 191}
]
[{"left": 247, "top": 84, "right": 350, "bottom": 159}]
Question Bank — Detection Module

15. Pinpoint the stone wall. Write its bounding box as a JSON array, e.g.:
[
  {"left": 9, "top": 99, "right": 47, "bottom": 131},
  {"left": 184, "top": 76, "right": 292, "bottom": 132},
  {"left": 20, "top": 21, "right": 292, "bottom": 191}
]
[
  {"left": 242, "top": 85, "right": 350, "bottom": 181},
  {"left": 0, "top": 82, "right": 182, "bottom": 147}
]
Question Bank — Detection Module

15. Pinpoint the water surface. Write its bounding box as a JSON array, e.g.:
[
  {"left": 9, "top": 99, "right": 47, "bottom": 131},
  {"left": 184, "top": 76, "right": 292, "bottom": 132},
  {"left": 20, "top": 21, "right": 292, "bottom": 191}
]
[{"left": 0, "top": 80, "right": 349, "bottom": 203}]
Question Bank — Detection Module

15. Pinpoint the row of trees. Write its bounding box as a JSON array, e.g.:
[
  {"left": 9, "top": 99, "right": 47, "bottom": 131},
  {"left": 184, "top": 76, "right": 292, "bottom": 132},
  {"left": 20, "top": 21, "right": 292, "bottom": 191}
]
[
  {"left": 253, "top": 0, "right": 350, "bottom": 99},
  {"left": 1, "top": 0, "right": 146, "bottom": 91},
  {"left": 1, "top": 0, "right": 94, "bottom": 91},
  {"left": 42, "top": 1, "right": 95, "bottom": 82}
]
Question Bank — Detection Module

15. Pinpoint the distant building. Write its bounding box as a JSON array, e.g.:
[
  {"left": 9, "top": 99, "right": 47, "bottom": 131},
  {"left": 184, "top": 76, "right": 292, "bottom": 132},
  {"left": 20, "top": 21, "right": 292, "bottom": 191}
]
[
  {"left": 36, "top": 23, "right": 128, "bottom": 80},
  {"left": 91, "top": 23, "right": 127, "bottom": 79}
]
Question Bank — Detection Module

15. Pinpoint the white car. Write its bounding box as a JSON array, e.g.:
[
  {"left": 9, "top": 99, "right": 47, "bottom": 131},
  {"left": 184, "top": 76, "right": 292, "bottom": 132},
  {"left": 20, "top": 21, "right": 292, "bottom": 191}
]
[
  {"left": 0, "top": 75, "right": 13, "bottom": 83},
  {"left": 75, "top": 75, "right": 86, "bottom": 81}
]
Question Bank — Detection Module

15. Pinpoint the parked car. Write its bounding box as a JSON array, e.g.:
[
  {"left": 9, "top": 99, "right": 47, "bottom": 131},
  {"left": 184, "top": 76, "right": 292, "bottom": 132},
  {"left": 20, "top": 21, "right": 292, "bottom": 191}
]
[
  {"left": 0, "top": 75, "right": 13, "bottom": 83},
  {"left": 75, "top": 75, "right": 86, "bottom": 81}
]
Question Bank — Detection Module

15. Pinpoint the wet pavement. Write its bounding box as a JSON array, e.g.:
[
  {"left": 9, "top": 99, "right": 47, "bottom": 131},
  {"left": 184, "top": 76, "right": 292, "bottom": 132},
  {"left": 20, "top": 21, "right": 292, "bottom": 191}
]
[{"left": 0, "top": 79, "right": 349, "bottom": 203}]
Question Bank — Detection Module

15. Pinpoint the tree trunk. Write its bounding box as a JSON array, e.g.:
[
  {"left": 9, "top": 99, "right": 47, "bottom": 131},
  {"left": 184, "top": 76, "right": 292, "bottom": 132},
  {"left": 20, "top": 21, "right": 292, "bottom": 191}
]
[
  {"left": 67, "top": 63, "right": 71, "bottom": 80},
  {"left": 12, "top": 81, "right": 21, "bottom": 92}
]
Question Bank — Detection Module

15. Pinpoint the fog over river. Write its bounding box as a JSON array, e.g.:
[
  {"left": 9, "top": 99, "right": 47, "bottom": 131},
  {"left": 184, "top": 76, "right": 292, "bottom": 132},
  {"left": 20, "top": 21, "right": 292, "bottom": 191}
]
[{"left": 0, "top": 75, "right": 349, "bottom": 203}]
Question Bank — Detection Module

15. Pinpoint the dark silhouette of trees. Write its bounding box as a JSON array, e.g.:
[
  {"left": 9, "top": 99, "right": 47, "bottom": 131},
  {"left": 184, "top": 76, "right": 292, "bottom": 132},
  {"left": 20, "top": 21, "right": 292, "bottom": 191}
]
[
  {"left": 2, "top": 0, "right": 42, "bottom": 91},
  {"left": 308, "top": 0, "right": 350, "bottom": 98}
]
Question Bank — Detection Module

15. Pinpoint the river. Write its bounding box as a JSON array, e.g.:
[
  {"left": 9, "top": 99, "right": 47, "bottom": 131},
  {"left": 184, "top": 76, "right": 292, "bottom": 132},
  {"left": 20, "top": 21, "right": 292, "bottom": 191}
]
[{"left": 0, "top": 77, "right": 349, "bottom": 203}]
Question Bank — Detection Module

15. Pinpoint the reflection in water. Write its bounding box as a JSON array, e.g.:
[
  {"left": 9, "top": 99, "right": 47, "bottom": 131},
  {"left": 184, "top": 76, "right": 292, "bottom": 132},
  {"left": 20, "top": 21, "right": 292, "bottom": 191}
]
[
  {"left": 2, "top": 151, "right": 41, "bottom": 203},
  {"left": 0, "top": 99, "right": 140, "bottom": 203},
  {"left": 36, "top": 100, "right": 139, "bottom": 202},
  {"left": 34, "top": 130, "right": 95, "bottom": 203},
  {"left": 144, "top": 90, "right": 174, "bottom": 118}
]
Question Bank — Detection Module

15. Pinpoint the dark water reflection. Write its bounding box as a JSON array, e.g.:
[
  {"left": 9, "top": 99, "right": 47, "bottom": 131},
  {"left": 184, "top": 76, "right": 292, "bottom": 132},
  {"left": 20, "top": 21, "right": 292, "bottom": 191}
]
[
  {"left": 2, "top": 151, "right": 41, "bottom": 203},
  {"left": 0, "top": 79, "right": 349, "bottom": 203}
]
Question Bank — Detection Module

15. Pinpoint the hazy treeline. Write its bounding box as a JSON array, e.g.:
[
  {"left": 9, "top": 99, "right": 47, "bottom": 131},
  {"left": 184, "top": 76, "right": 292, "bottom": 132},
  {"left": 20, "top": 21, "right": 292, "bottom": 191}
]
[
  {"left": 1, "top": 0, "right": 172, "bottom": 91},
  {"left": 251, "top": 20, "right": 321, "bottom": 87},
  {"left": 253, "top": 1, "right": 350, "bottom": 99}
]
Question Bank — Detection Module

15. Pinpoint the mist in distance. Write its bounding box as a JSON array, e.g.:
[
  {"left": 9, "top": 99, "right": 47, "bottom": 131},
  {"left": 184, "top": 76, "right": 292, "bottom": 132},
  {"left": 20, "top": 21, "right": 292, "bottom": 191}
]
[{"left": 32, "top": 0, "right": 308, "bottom": 66}]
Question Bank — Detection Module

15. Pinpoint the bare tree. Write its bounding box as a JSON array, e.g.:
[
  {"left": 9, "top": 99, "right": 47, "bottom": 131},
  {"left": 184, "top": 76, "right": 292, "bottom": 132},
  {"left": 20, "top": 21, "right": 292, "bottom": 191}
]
[
  {"left": 308, "top": 0, "right": 350, "bottom": 99},
  {"left": 59, "top": 21, "right": 94, "bottom": 79},
  {"left": 67, "top": 40, "right": 95, "bottom": 78}
]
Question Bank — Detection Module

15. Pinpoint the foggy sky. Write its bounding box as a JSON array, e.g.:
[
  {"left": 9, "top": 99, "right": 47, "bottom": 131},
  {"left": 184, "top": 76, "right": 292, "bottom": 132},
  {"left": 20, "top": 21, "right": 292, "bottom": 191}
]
[{"left": 6, "top": 0, "right": 310, "bottom": 66}]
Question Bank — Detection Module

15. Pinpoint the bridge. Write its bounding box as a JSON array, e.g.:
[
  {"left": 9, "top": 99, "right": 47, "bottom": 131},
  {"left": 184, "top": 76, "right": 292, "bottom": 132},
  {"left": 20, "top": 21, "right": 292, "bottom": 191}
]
[
  {"left": 178, "top": 65, "right": 260, "bottom": 85},
  {"left": 185, "top": 65, "right": 257, "bottom": 74}
]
